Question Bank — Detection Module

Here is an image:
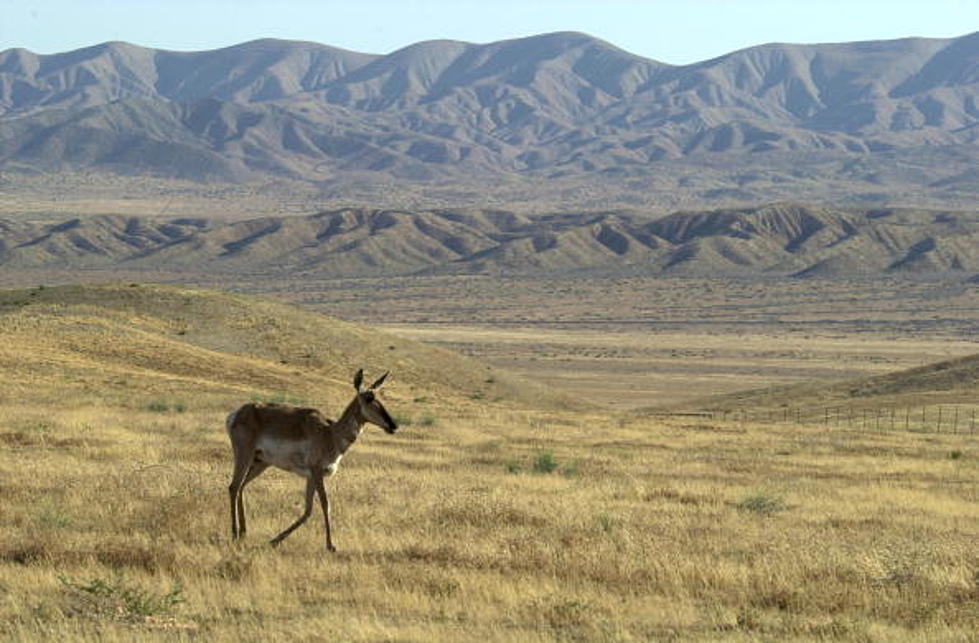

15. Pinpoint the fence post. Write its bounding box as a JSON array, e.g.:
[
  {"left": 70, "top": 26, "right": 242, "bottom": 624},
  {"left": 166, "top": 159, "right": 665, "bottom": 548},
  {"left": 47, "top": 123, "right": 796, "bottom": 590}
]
[
  {"left": 904, "top": 407, "right": 910, "bottom": 432},
  {"left": 938, "top": 407, "right": 943, "bottom": 433}
]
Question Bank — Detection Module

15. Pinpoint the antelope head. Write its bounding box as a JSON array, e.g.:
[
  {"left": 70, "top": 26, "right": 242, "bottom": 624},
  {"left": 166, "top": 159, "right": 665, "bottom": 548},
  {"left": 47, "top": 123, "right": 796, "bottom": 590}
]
[{"left": 353, "top": 369, "right": 398, "bottom": 434}]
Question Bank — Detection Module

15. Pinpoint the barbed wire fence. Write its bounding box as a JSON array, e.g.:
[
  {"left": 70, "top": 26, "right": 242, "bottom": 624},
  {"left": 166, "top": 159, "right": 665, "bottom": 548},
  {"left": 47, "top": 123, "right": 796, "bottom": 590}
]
[{"left": 700, "top": 404, "right": 978, "bottom": 435}]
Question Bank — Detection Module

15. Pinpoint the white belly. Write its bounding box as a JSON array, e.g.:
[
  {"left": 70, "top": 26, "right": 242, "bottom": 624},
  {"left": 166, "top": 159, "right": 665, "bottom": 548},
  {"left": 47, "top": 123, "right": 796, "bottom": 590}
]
[{"left": 254, "top": 436, "right": 341, "bottom": 478}]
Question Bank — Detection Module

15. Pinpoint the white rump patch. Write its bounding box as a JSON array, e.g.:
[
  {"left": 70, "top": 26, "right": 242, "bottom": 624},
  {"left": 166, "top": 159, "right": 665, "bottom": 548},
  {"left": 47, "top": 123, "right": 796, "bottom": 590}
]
[{"left": 225, "top": 409, "right": 240, "bottom": 434}]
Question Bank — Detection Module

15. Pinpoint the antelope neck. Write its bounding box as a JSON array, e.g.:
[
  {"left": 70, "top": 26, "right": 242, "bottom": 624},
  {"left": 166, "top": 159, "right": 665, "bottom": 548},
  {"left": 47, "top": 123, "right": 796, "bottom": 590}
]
[{"left": 331, "top": 398, "right": 366, "bottom": 455}]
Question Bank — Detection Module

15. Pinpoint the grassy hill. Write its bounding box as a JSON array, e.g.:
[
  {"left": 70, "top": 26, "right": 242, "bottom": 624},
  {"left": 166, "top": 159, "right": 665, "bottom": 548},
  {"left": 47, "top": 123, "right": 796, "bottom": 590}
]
[
  {"left": 0, "top": 283, "right": 570, "bottom": 410},
  {"left": 678, "top": 351, "right": 979, "bottom": 415}
]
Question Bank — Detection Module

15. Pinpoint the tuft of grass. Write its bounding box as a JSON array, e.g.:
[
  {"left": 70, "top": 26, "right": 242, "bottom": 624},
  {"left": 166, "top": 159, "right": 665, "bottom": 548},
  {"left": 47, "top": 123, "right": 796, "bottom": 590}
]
[
  {"left": 948, "top": 450, "right": 964, "bottom": 460},
  {"left": 737, "top": 491, "right": 787, "bottom": 515},
  {"left": 59, "top": 575, "right": 185, "bottom": 619},
  {"left": 392, "top": 413, "right": 413, "bottom": 426},
  {"left": 597, "top": 514, "right": 615, "bottom": 534},
  {"left": 259, "top": 392, "right": 306, "bottom": 406},
  {"left": 505, "top": 461, "right": 522, "bottom": 474},
  {"left": 147, "top": 400, "right": 187, "bottom": 413},
  {"left": 38, "top": 507, "right": 72, "bottom": 529},
  {"left": 392, "top": 413, "right": 436, "bottom": 427},
  {"left": 533, "top": 451, "right": 559, "bottom": 474}
]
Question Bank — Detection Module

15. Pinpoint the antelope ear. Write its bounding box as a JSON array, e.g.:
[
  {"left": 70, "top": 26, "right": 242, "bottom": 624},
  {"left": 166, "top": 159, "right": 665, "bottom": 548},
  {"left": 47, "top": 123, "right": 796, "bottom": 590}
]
[
  {"left": 353, "top": 369, "right": 364, "bottom": 391},
  {"left": 369, "top": 371, "right": 389, "bottom": 390}
]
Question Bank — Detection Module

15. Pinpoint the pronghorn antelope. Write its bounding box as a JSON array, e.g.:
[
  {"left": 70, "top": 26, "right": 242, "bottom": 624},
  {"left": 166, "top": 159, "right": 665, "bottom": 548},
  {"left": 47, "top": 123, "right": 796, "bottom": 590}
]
[{"left": 226, "top": 369, "right": 398, "bottom": 551}]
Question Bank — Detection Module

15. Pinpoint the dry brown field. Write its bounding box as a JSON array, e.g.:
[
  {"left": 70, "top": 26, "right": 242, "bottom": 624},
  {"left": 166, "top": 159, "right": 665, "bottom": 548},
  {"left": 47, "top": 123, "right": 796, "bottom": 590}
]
[{"left": 0, "top": 283, "right": 976, "bottom": 641}]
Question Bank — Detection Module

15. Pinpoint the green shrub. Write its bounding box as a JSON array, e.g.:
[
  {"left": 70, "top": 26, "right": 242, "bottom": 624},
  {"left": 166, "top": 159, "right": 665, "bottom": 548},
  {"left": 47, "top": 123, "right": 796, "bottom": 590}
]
[
  {"left": 260, "top": 392, "right": 305, "bottom": 405},
  {"left": 147, "top": 400, "right": 187, "bottom": 413},
  {"left": 533, "top": 451, "right": 559, "bottom": 474},
  {"left": 59, "top": 575, "right": 184, "bottom": 618},
  {"left": 597, "top": 514, "right": 615, "bottom": 534},
  {"left": 737, "top": 491, "right": 787, "bottom": 514}
]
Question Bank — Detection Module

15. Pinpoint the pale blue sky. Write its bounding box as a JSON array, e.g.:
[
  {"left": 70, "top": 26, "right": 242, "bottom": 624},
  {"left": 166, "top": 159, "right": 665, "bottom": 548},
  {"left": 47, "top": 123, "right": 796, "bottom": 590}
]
[{"left": 2, "top": 0, "right": 976, "bottom": 63}]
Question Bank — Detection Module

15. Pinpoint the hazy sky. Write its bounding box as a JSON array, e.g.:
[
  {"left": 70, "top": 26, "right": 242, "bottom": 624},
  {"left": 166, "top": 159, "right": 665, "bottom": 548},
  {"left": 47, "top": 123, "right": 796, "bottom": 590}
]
[{"left": 2, "top": 0, "right": 976, "bottom": 63}]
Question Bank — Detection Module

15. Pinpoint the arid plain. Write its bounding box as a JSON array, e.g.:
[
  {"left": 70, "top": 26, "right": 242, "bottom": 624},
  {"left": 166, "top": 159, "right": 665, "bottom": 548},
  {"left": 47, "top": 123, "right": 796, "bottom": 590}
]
[{"left": 0, "top": 262, "right": 976, "bottom": 641}]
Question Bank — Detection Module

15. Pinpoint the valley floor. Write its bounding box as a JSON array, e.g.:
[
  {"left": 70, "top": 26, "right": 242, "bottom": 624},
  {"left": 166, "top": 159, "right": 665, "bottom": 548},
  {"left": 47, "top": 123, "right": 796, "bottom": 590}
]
[{"left": 252, "top": 274, "right": 979, "bottom": 408}]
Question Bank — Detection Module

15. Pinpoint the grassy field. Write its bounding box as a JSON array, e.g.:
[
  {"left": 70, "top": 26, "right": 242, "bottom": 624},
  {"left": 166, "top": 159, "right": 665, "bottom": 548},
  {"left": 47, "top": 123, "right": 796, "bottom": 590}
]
[{"left": 0, "top": 284, "right": 976, "bottom": 641}]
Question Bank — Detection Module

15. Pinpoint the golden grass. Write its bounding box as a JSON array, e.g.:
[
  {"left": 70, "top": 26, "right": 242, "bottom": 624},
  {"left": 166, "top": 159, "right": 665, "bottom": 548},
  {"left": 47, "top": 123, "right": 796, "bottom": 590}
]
[
  {"left": 0, "top": 394, "right": 976, "bottom": 641},
  {"left": 0, "top": 284, "right": 976, "bottom": 640}
]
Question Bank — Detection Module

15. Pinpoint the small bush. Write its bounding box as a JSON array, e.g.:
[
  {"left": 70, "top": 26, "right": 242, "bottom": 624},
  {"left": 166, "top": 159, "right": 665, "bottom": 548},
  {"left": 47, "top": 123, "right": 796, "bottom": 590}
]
[
  {"left": 948, "top": 450, "right": 964, "bottom": 460},
  {"left": 392, "top": 413, "right": 413, "bottom": 426},
  {"left": 505, "top": 461, "right": 522, "bottom": 474},
  {"left": 260, "top": 393, "right": 305, "bottom": 405},
  {"left": 38, "top": 508, "right": 72, "bottom": 529},
  {"left": 737, "top": 492, "right": 787, "bottom": 515},
  {"left": 59, "top": 575, "right": 185, "bottom": 619},
  {"left": 147, "top": 400, "right": 187, "bottom": 413},
  {"left": 597, "top": 514, "right": 615, "bottom": 534},
  {"left": 533, "top": 451, "right": 559, "bottom": 474}
]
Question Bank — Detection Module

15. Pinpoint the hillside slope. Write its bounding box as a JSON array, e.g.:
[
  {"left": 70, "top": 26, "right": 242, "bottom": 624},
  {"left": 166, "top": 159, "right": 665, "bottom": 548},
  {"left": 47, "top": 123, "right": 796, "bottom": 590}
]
[
  {"left": 0, "top": 31, "right": 976, "bottom": 190},
  {"left": 0, "top": 283, "right": 569, "bottom": 408},
  {"left": 685, "top": 352, "right": 979, "bottom": 413},
  {"left": 0, "top": 204, "right": 975, "bottom": 278}
]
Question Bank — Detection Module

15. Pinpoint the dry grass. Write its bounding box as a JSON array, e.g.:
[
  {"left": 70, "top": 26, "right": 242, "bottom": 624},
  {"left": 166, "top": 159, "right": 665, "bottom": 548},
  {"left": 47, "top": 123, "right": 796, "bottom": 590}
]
[
  {"left": 0, "top": 393, "right": 976, "bottom": 641},
  {"left": 0, "top": 284, "right": 976, "bottom": 640}
]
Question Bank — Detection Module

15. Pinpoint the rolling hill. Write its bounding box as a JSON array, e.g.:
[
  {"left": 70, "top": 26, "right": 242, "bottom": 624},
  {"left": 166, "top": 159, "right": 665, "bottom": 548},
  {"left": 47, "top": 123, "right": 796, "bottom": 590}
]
[
  {"left": 0, "top": 31, "right": 977, "bottom": 203},
  {"left": 0, "top": 203, "right": 975, "bottom": 278},
  {"left": 683, "top": 351, "right": 979, "bottom": 413},
  {"left": 0, "top": 283, "right": 569, "bottom": 408}
]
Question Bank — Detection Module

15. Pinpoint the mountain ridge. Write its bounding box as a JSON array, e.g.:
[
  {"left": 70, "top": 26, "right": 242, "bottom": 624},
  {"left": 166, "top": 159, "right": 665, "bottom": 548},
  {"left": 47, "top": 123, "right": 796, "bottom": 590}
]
[
  {"left": 0, "top": 203, "right": 974, "bottom": 279},
  {"left": 1, "top": 30, "right": 976, "bottom": 194}
]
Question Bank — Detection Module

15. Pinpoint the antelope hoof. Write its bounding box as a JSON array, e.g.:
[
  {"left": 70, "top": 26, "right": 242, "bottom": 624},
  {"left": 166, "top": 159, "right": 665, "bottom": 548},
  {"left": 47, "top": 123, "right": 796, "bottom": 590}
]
[{"left": 327, "top": 543, "right": 337, "bottom": 553}]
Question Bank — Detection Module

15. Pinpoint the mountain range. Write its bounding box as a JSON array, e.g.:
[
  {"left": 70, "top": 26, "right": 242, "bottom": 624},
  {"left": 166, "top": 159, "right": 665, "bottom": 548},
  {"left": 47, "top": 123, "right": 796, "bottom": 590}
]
[
  {"left": 1, "top": 203, "right": 975, "bottom": 279},
  {"left": 0, "top": 31, "right": 977, "bottom": 196}
]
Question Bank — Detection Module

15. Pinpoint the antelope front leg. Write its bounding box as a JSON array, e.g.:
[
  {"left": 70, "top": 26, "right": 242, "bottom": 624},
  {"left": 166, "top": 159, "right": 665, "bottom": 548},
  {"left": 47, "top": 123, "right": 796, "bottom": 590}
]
[
  {"left": 313, "top": 472, "right": 336, "bottom": 552},
  {"left": 270, "top": 477, "right": 316, "bottom": 547}
]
